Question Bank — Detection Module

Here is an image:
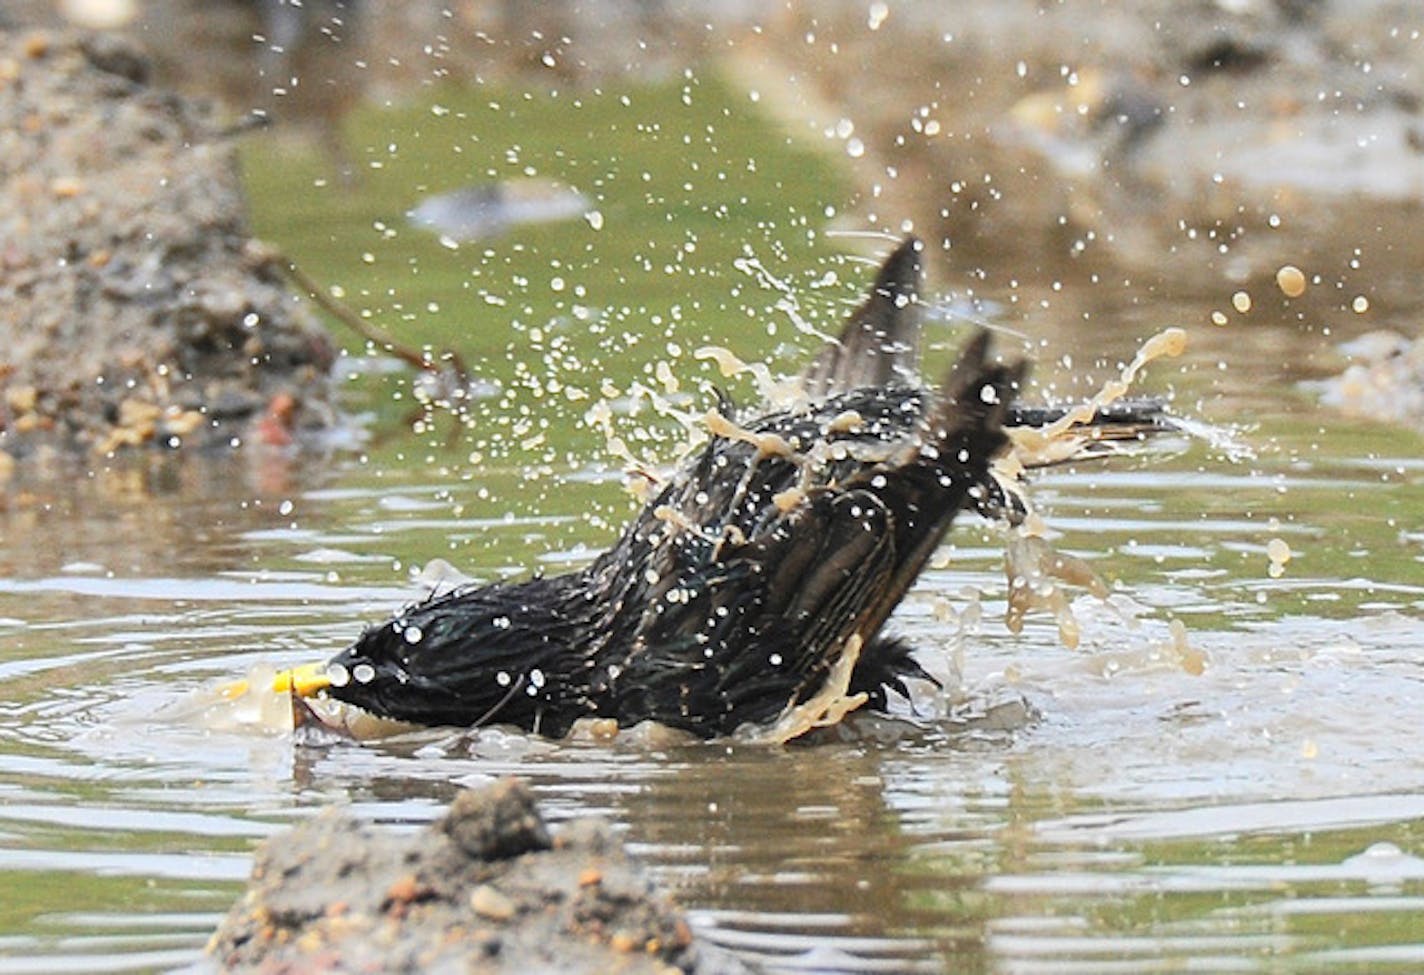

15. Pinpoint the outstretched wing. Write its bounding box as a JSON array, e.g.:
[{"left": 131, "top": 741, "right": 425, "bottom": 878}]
[
  {"left": 608, "top": 329, "right": 1025, "bottom": 738},
  {"left": 801, "top": 237, "right": 923, "bottom": 399}
]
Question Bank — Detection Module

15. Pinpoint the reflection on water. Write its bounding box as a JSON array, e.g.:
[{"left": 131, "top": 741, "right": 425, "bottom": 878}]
[{"left": 0, "top": 387, "right": 1421, "bottom": 973}]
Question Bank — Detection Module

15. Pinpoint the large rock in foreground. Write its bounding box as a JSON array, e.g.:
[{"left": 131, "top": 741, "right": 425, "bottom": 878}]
[
  {"left": 0, "top": 30, "right": 335, "bottom": 456},
  {"left": 209, "top": 779, "right": 755, "bottom": 974}
]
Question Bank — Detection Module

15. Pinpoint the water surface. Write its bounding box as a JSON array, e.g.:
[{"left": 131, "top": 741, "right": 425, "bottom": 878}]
[{"left": 2, "top": 71, "right": 1423, "bottom": 975}]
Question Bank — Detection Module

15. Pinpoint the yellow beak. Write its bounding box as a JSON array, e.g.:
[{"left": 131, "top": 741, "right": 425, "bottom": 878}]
[{"left": 219, "top": 661, "right": 332, "bottom": 701}]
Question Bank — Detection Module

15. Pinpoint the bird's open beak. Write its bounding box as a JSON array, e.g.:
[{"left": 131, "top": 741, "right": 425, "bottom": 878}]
[{"left": 218, "top": 661, "right": 331, "bottom": 701}]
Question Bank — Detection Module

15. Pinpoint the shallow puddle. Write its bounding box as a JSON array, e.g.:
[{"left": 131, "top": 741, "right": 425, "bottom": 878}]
[
  {"left": 3, "top": 65, "right": 1424, "bottom": 975},
  {"left": 1, "top": 393, "right": 1421, "bottom": 973}
]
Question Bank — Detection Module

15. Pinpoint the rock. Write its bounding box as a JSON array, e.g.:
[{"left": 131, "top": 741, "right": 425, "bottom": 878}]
[
  {"left": 208, "top": 777, "right": 758, "bottom": 975},
  {"left": 0, "top": 30, "right": 336, "bottom": 456},
  {"left": 441, "top": 779, "right": 552, "bottom": 860},
  {"left": 1308, "top": 330, "right": 1424, "bottom": 429}
]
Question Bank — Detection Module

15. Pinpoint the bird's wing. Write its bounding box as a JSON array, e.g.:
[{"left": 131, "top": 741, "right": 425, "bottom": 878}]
[
  {"left": 610, "top": 486, "right": 897, "bottom": 737},
  {"left": 800, "top": 237, "right": 923, "bottom": 400}
]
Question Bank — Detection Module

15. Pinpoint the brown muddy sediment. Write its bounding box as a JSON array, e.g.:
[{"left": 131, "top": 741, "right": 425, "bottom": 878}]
[
  {"left": 0, "top": 30, "right": 336, "bottom": 459},
  {"left": 725, "top": 2, "right": 1424, "bottom": 300},
  {"left": 209, "top": 777, "right": 757, "bottom": 975}
]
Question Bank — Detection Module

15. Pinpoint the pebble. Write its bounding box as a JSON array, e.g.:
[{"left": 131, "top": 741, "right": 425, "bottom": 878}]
[{"left": 469, "top": 884, "right": 516, "bottom": 921}]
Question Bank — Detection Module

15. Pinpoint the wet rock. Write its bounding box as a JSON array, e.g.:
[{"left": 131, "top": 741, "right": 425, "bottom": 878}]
[
  {"left": 209, "top": 777, "right": 757, "bottom": 975},
  {"left": 1307, "top": 330, "right": 1424, "bottom": 429},
  {"left": 441, "top": 779, "right": 551, "bottom": 860},
  {"left": 0, "top": 30, "right": 336, "bottom": 455}
]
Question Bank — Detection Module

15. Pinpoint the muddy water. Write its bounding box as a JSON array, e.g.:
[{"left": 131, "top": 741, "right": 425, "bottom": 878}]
[
  {"left": 5, "top": 88, "right": 1424, "bottom": 975},
  {"left": 3, "top": 319, "right": 1422, "bottom": 975}
]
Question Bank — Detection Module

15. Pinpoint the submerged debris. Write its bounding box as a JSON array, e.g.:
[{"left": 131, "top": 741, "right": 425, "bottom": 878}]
[
  {"left": 407, "top": 179, "right": 592, "bottom": 243},
  {"left": 0, "top": 31, "right": 336, "bottom": 457},
  {"left": 208, "top": 778, "right": 756, "bottom": 974}
]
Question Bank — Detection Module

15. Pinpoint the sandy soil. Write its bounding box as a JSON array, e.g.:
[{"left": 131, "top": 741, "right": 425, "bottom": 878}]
[
  {"left": 209, "top": 778, "right": 757, "bottom": 974},
  {"left": 0, "top": 30, "right": 336, "bottom": 459}
]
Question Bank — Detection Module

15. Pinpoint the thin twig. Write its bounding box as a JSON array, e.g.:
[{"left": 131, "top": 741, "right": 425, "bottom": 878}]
[{"left": 259, "top": 244, "right": 471, "bottom": 388}]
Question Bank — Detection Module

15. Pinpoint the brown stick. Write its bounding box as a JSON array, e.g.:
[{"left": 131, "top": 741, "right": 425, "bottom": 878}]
[{"left": 256, "top": 244, "right": 471, "bottom": 389}]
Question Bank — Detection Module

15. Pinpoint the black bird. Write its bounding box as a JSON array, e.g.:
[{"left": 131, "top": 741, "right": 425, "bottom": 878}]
[{"left": 298, "top": 238, "right": 1164, "bottom": 740}]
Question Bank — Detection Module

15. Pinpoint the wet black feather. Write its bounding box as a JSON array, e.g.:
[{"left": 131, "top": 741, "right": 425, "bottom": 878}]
[{"left": 325, "top": 237, "right": 1025, "bottom": 738}]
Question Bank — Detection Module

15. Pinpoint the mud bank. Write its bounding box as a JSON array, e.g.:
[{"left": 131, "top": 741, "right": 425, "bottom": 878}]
[
  {"left": 209, "top": 778, "right": 755, "bottom": 974},
  {"left": 0, "top": 31, "right": 335, "bottom": 458},
  {"left": 736, "top": 1, "right": 1424, "bottom": 296}
]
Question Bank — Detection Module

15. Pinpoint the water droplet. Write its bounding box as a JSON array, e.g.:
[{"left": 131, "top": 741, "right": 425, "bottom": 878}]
[
  {"left": 352, "top": 663, "right": 375, "bottom": 684},
  {"left": 1276, "top": 264, "right": 1307, "bottom": 297},
  {"left": 403, "top": 626, "right": 423, "bottom": 644},
  {"left": 327, "top": 662, "right": 350, "bottom": 687}
]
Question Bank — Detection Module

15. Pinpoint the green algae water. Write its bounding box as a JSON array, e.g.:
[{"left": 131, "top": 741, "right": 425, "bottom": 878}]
[{"left": 2, "top": 66, "right": 1424, "bottom": 975}]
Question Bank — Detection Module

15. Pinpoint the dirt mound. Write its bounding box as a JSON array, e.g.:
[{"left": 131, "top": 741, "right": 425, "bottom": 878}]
[
  {"left": 209, "top": 778, "right": 756, "bottom": 974},
  {"left": 0, "top": 30, "right": 335, "bottom": 457}
]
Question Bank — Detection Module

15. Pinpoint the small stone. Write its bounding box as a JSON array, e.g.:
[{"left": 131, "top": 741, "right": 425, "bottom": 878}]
[
  {"left": 50, "top": 177, "right": 84, "bottom": 199},
  {"left": 441, "top": 778, "right": 551, "bottom": 860},
  {"left": 469, "top": 884, "right": 516, "bottom": 921},
  {"left": 13, "top": 413, "right": 45, "bottom": 434},
  {"left": 384, "top": 874, "right": 420, "bottom": 906},
  {"left": 79, "top": 34, "right": 150, "bottom": 83},
  {"left": 5, "top": 385, "right": 37, "bottom": 413},
  {"left": 577, "top": 868, "right": 602, "bottom": 887}
]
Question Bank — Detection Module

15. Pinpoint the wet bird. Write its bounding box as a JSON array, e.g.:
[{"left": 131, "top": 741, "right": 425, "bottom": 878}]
[{"left": 286, "top": 238, "right": 1169, "bottom": 740}]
